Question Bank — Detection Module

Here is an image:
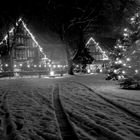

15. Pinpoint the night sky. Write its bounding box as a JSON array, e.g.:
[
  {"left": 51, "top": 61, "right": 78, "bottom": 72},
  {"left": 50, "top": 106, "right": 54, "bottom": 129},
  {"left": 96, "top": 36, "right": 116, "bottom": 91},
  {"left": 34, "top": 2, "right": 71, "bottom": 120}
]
[{"left": 0, "top": 0, "right": 140, "bottom": 52}]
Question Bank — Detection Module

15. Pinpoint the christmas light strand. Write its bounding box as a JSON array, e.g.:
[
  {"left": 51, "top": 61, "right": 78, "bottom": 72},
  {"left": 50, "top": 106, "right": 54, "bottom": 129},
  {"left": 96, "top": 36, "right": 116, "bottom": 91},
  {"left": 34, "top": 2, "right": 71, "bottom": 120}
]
[
  {"left": 0, "top": 18, "right": 50, "bottom": 61},
  {"left": 86, "top": 37, "right": 109, "bottom": 60}
]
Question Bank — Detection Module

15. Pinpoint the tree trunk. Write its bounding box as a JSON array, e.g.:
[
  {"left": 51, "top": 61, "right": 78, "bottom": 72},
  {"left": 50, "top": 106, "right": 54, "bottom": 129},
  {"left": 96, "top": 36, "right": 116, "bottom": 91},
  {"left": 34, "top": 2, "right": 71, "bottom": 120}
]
[{"left": 65, "top": 44, "right": 74, "bottom": 75}]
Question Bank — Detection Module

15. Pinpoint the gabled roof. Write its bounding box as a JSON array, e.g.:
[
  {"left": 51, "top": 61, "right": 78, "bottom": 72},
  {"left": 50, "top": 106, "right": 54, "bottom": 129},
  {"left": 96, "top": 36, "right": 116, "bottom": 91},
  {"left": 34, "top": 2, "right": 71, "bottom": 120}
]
[
  {"left": 86, "top": 37, "right": 109, "bottom": 60},
  {"left": 0, "top": 18, "right": 50, "bottom": 61}
]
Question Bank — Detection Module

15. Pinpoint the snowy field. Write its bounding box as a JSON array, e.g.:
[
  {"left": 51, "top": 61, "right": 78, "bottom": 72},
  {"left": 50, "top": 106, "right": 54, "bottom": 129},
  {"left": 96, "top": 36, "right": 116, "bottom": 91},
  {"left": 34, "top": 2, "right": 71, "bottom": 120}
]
[{"left": 0, "top": 74, "right": 140, "bottom": 140}]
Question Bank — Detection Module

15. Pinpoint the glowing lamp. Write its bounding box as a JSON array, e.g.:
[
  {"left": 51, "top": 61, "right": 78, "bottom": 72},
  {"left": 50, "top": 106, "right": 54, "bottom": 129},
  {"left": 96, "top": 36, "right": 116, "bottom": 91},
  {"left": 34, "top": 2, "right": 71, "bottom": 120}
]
[
  {"left": 34, "top": 65, "right": 37, "bottom": 68},
  {"left": 50, "top": 71, "right": 54, "bottom": 76},
  {"left": 27, "top": 65, "right": 30, "bottom": 68},
  {"left": 19, "top": 64, "right": 22, "bottom": 67},
  {"left": 135, "top": 70, "right": 138, "bottom": 73},
  {"left": 87, "top": 69, "right": 91, "bottom": 73},
  {"left": 14, "top": 65, "right": 17, "bottom": 67},
  {"left": 100, "top": 69, "right": 103, "bottom": 72},
  {"left": 53, "top": 65, "right": 56, "bottom": 68},
  {"left": 5, "top": 64, "right": 8, "bottom": 67},
  {"left": 39, "top": 65, "right": 41, "bottom": 67}
]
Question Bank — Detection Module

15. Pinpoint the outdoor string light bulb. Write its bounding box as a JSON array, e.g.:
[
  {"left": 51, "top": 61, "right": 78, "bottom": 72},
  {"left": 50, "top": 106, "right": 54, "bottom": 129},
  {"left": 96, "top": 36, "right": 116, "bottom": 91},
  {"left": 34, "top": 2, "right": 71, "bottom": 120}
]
[
  {"left": 5, "top": 64, "right": 8, "bottom": 67},
  {"left": 126, "top": 58, "right": 130, "bottom": 61},
  {"left": 122, "top": 71, "right": 126, "bottom": 74}
]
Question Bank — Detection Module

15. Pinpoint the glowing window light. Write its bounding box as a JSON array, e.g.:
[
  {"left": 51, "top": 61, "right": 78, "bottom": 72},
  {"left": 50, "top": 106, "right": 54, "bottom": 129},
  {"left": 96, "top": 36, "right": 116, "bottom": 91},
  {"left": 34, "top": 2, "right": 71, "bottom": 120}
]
[
  {"left": 135, "top": 69, "right": 138, "bottom": 73},
  {"left": 53, "top": 65, "right": 56, "bottom": 68},
  {"left": 128, "top": 66, "right": 131, "bottom": 68},
  {"left": 27, "top": 65, "right": 30, "bottom": 68},
  {"left": 50, "top": 71, "right": 54, "bottom": 76},
  {"left": 58, "top": 65, "right": 60, "bottom": 68},
  {"left": 44, "top": 65, "right": 47, "bottom": 67},
  {"left": 87, "top": 69, "right": 91, "bottom": 73},
  {"left": 100, "top": 69, "right": 103, "bottom": 72},
  {"left": 34, "top": 65, "right": 37, "bottom": 67},
  {"left": 49, "top": 64, "right": 51, "bottom": 67},
  {"left": 19, "top": 64, "right": 22, "bottom": 67},
  {"left": 5, "top": 64, "right": 8, "bottom": 67},
  {"left": 14, "top": 65, "right": 17, "bottom": 67},
  {"left": 123, "top": 63, "right": 126, "bottom": 66},
  {"left": 39, "top": 65, "right": 41, "bottom": 67}
]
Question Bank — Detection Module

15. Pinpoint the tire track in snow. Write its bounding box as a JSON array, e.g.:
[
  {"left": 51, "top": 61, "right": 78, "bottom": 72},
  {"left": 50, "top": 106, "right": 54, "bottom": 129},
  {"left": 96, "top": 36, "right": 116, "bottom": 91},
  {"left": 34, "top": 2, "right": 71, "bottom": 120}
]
[
  {"left": 0, "top": 90, "right": 22, "bottom": 140},
  {"left": 73, "top": 81, "right": 140, "bottom": 122},
  {"left": 53, "top": 84, "right": 79, "bottom": 140}
]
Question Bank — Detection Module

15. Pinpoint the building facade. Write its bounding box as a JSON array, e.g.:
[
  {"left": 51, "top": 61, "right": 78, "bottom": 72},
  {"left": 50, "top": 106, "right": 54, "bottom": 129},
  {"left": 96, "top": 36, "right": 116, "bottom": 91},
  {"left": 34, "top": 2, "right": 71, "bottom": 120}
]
[
  {"left": 0, "top": 18, "right": 46, "bottom": 74},
  {"left": 86, "top": 37, "right": 110, "bottom": 73}
]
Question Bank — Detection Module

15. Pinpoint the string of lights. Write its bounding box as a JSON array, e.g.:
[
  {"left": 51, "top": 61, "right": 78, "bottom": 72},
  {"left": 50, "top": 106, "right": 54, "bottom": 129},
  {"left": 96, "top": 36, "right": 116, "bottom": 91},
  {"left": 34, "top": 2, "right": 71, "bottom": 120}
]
[
  {"left": 0, "top": 18, "right": 50, "bottom": 61},
  {"left": 86, "top": 37, "right": 109, "bottom": 60}
]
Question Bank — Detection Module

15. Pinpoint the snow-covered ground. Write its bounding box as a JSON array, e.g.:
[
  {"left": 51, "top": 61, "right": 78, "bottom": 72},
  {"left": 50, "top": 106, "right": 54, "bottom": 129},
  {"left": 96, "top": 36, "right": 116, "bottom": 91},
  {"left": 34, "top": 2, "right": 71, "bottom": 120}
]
[
  {"left": 59, "top": 74, "right": 140, "bottom": 140},
  {"left": 0, "top": 74, "right": 140, "bottom": 140}
]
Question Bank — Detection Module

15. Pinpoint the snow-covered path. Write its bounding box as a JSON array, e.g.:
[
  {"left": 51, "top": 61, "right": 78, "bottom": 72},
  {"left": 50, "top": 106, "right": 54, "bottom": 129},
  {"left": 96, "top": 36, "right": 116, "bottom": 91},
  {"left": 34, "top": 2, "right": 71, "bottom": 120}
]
[
  {"left": 59, "top": 81, "right": 140, "bottom": 140},
  {"left": 0, "top": 78, "right": 60, "bottom": 140},
  {"left": 0, "top": 75, "right": 140, "bottom": 140}
]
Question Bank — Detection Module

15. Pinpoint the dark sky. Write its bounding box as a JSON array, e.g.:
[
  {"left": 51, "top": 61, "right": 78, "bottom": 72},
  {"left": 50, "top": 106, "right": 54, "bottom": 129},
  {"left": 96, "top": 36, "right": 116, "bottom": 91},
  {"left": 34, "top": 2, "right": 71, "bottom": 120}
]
[
  {"left": 0, "top": 0, "right": 139, "bottom": 33},
  {"left": 0, "top": 0, "right": 139, "bottom": 51}
]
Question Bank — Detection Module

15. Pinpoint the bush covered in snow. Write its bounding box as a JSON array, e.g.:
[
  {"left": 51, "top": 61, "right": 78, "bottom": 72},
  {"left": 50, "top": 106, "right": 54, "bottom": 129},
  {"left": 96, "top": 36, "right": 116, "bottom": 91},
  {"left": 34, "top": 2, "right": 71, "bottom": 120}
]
[{"left": 119, "top": 76, "right": 140, "bottom": 89}]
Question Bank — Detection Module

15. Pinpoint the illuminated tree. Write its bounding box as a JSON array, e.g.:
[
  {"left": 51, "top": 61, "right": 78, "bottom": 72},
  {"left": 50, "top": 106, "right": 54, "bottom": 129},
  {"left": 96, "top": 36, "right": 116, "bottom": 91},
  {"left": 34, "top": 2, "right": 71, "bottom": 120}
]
[
  {"left": 109, "top": 12, "right": 140, "bottom": 88},
  {"left": 107, "top": 27, "right": 133, "bottom": 80},
  {"left": 121, "top": 12, "right": 140, "bottom": 78}
]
